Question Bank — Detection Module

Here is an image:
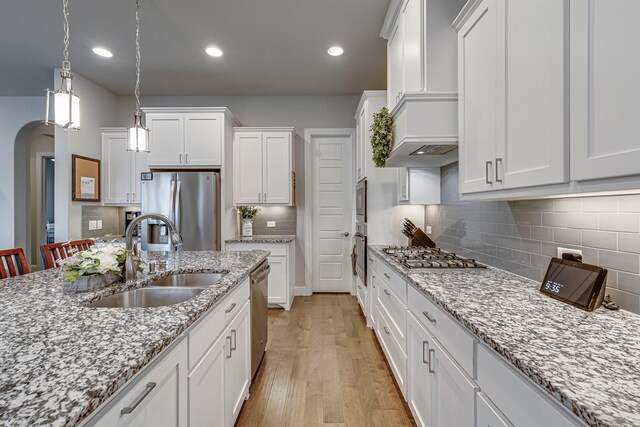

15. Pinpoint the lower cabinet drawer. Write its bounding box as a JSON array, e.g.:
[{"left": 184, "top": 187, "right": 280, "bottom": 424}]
[
  {"left": 408, "top": 284, "right": 475, "bottom": 377},
  {"left": 376, "top": 259, "right": 408, "bottom": 304},
  {"left": 356, "top": 276, "right": 367, "bottom": 314},
  {"left": 477, "top": 345, "right": 585, "bottom": 427},
  {"left": 377, "top": 278, "right": 407, "bottom": 350},
  {"left": 376, "top": 306, "right": 407, "bottom": 398},
  {"left": 477, "top": 392, "right": 513, "bottom": 427}
]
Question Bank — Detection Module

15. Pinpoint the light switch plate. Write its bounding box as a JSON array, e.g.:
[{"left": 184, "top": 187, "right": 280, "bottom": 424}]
[
  {"left": 89, "top": 220, "right": 97, "bottom": 230},
  {"left": 267, "top": 221, "right": 276, "bottom": 228},
  {"left": 426, "top": 226, "right": 432, "bottom": 234},
  {"left": 97, "top": 220, "right": 103, "bottom": 230},
  {"left": 557, "top": 247, "right": 582, "bottom": 259}
]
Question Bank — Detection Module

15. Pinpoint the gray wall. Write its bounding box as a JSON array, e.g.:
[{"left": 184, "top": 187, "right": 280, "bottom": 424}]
[
  {"left": 426, "top": 163, "right": 640, "bottom": 314},
  {"left": 250, "top": 207, "right": 297, "bottom": 235}
]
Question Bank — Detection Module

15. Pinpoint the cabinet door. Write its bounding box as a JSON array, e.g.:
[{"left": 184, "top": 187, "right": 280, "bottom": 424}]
[
  {"left": 499, "top": 0, "right": 568, "bottom": 189},
  {"left": 477, "top": 392, "right": 514, "bottom": 427},
  {"left": 570, "top": 0, "right": 640, "bottom": 180},
  {"left": 388, "top": 20, "right": 404, "bottom": 110},
  {"left": 356, "top": 107, "right": 366, "bottom": 180},
  {"left": 148, "top": 114, "right": 185, "bottom": 166},
  {"left": 103, "top": 131, "right": 133, "bottom": 204},
  {"left": 188, "top": 332, "right": 226, "bottom": 427},
  {"left": 184, "top": 113, "right": 222, "bottom": 166},
  {"left": 458, "top": 0, "right": 498, "bottom": 193},
  {"left": 431, "top": 338, "right": 478, "bottom": 427},
  {"left": 225, "top": 302, "right": 250, "bottom": 427},
  {"left": 263, "top": 132, "right": 291, "bottom": 204},
  {"left": 267, "top": 255, "right": 287, "bottom": 304},
  {"left": 131, "top": 151, "right": 149, "bottom": 204},
  {"left": 402, "top": 0, "right": 423, "bottom": 92},
  {"left": 397, "top": 168, "right": 409, "bottom": 203},
  {"left": 408, "top": 314, "right": 435, "bottom": 427},
  {"left": 233, "top": 132, "right": 262, "bottom": 204}
]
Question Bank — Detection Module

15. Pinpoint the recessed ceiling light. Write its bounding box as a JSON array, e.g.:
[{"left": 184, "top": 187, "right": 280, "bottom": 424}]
[
  {"left": 416, "top": 151, "right": 425, "bottom": 155},
  {"left": 206, "top": 46, "right": 223, "bottom": 57},
  {"left": 92, "top": 47, "right": 113, "bottom": 58},
  {"left": 327, "top": 46, "right": 344, "bottom": 57}
]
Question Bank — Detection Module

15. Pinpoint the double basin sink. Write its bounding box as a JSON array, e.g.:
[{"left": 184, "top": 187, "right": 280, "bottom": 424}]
[{"left": 86, "top": 272, "right": 228, "bottom": 308}]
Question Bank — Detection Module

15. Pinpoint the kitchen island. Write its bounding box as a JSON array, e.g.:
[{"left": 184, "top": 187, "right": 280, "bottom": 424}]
[
  {"left": 0, "top": 250, "right": 268, "bottom": 426},
  {"left": 369, "top": 245, "right": 640, "bottom": 427}
]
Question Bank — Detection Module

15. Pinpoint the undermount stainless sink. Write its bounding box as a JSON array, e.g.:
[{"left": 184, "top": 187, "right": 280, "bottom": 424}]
[
  {"left": 85, "top": 272, "right": 227, "bottom": 308},
  {"left": 86, "top": 287, "right": 203, "bottom": 308}
]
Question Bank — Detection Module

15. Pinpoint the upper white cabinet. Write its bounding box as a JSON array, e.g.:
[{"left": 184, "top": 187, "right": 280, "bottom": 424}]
[
  {"left": 355, "top": 91, "right": 387, "bottom": 181},
  {"left": 570, "top": 0, "right": 640, "bottom": 181},
  {"left": 397, "top": 167, "right": 441, "bottom": 205},
  {"left": 144, "top": 108, "right": 239, "bottom": 168},
  {"left": 102, "top": 128, "right": 149, "bottom": 205},
  {"left": 456, "top": 0, "right": 569, "bottom": 195},
  {"left": 233, "top": 128, "right": 294, "bottom": 206}
]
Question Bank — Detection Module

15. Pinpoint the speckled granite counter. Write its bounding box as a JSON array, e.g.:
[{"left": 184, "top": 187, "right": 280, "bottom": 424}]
[
  {"left": 0, "top": 250, "right": 268, "bottom": 426},
  {"left": 91, "top": 235, "right": 126, "bottom": 246},
  {"left": 225, "top": 235, "right": 296, "bottom": 244},
  {"left": 369, "top": 245, "right": 640, "bottom": 427}
]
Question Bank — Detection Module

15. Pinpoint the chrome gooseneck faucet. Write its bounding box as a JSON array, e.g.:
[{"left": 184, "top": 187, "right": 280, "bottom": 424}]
[{"left": 125, "top": 213, "right": 183, "bottom": 281}]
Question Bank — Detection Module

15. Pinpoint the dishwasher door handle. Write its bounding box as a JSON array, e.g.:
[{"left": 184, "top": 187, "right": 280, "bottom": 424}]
[{"left": 251, "top": 264, "right": 271, "bottom": 285}]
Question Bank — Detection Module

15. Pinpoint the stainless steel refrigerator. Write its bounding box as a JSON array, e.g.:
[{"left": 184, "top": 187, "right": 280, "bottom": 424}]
[{"left": 140, "top": 171, "right": 220, "bottom": 251}]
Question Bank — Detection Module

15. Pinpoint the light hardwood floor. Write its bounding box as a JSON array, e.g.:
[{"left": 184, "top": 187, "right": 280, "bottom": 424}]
[{"left": 236, "top": 294, "right": 416, "bottom": 427}]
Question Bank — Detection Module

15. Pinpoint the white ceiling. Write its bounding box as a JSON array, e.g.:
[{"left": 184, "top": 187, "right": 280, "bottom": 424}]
[{"left": 0, "top": 0, "right": 389, "bottom": 96}]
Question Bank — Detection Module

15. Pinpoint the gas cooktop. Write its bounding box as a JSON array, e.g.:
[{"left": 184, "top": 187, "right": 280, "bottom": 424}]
[{"left": 382, "top": 246, "right": 486, "bottom": 269}]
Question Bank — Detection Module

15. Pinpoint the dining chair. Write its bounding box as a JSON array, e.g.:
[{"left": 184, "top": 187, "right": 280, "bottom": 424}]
[
  {"left": 40, "top": 239, "right": 95, "bottom": 269},
  {"left": 0, "top": 248, "right": 30, "bottom": 279}
]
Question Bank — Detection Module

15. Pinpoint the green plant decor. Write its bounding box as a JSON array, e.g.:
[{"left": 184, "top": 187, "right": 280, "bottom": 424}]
[
  {"left": 236, "top": 205, "right": 261, "bottom": 220},
  {"left": 370, "top": 107, "right": 395, "bottom": 168}
]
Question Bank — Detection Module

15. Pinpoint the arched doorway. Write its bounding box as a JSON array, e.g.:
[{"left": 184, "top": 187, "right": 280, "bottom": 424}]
[{"left": 14, "top": 121, "right": 55, "bottom": 270}]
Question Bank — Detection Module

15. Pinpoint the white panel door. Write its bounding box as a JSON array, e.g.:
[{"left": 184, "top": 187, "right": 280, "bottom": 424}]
[
  {"left": 148, "top": 114, "right": 184, "bottom": 166},
  {"left": 312, "top": 133, "right": 354, "bottom": 293},
  {"left": 499, "top": 0, "right": 568, "bottom": 189},
  {"left": 103, "top": 131, "right": 132, "bottom": 205},
  {"left": 132, "top": 151, "right": 149, "bottom": 204},
  {"left": 263, "top": 132, "right": 291, "bottom": 204},
  {"left": 408, "top": 313, "right": 435, "bottom": 427},
  {"left": 458, "top": 0, "right": 498, "bottom": 193},
  {"left": 188, "top": 332, "right": 226, "bottom": 427},
  {"left": 266, "top": 255, "right": 287, "bottom": 304},
  {"left": 184, "top": 113, "right": 222, "bottom": 166},
  {"left": 233, "top": 133, "right": 263, "bottom": 204},
  {"left": 388, "top": 21, "right": 404, "bottom": 110},
  {"left": 570, "top": 0, "right": 640, "bottom": 180},
  {"left": 224, "top": 302, "right": 250, "bottom": 427}
]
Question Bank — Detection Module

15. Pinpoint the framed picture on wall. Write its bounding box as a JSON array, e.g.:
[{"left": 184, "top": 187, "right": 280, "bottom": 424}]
[{"left": 72, "top": 154, "right": 101, "bottom": 202}]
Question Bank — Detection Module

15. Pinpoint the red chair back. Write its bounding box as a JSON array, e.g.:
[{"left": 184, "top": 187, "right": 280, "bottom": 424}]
[
  {"left": 40, "top": 239, "right": 95, "bottom": 269},
  {"left": 0, "top": 248, "right": 30, "bottom": 279}
]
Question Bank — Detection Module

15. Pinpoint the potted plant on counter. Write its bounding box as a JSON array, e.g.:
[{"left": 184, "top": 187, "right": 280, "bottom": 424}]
[
  {"left": 57, "top": 245, "right": 131, "bottom": 292},
  {"left": 236, "top": 206, "right": 261, "bottom": 237}
]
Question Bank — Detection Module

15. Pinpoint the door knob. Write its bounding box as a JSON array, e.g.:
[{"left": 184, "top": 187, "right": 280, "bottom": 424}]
[{"left": 342, "top": 232, "right": 350, "bottom": 237}]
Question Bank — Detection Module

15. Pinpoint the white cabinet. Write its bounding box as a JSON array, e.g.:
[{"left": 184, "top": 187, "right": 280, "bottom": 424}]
[
  {"left": 407, "top": 311, "right": 435, "bottom": 427},
  {"left": 92, "top": 340, "right": 188, "bottom": 427},
  {"left": 570, "top": 0, "right": 640, "bottom": 181},
  {"left": 356, "top": 106, "right": 366, "bottom": 181},
  {"left": 224, "top": 301, "right": 250, "bottom": 426},
  {"left": 388, "top": 19, "right": 404, "bottom": 111},
  {"left": 396, "top": 168, "right": 441, "bottom": 205},
  {"left": 233, "top": 128, "right": 294, "bottom": 206},
  {"left": 477, "top": 392, "right": 513, "bottom": 427},
  {"left": 145, "top": 108, "right": 237, "bottom": 168},
  {"left": 355, "top": 91, "right": 386, "bottom": 181},
  {"left": 456, "top": 0, "right": 569, "bottom": 194},
  {"left": 102, "top": 128, "right": 149, "bottom": 205},
  {"left": 226, "top": 242, "right": 295, "bottom": 310},
  {"left": 188, "top": 331, "right": 226, "bottom": 427}
]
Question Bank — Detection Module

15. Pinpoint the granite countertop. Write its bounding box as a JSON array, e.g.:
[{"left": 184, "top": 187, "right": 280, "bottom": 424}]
[
  {"left": 91, "top": 235, "right": 126, "bottom": 245},
  {"left": 369, "top": 245, "right": 640, "bottom": 427},
  {"left": 225, "top": 234, "right": 296, "bottom": 244},
  {"left": 0, "top": 250, "right": 268, "bottom": 426}
]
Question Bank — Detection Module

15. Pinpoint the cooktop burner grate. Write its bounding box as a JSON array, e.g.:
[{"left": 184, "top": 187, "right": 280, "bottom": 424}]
[{"left": 381, "top": 246, "right": 486, "bottom": 269}]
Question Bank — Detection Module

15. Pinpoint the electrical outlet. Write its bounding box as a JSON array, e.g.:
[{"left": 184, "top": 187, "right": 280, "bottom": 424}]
[
  {"left": 426, "top": 225, "right": 432, "bottom": 234},
  {"left": 557, "top": 247, "right": 582, "bottom": 259},
  {"left": 97, "top": 220, "right": 102, "bottom": 230},
  {"left": 89, "top": 220, "right": 97, "bottom": 230},
  {"left": 267, "top": 221, "right": 276, "bottom": 228}
]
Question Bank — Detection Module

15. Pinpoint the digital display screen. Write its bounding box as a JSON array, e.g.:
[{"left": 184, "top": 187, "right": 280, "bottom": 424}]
[{"left": 540, "top": 258, "right": 607, "bottom": 311}]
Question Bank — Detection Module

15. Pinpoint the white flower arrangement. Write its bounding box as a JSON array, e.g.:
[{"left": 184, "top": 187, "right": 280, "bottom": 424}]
[{"left": 57, "top": 244, "right": 126, "bottom": 283}]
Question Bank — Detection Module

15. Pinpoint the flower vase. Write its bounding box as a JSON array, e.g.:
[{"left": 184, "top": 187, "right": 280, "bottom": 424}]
[
  {"left": 61, "top": 271, "right": 122, "bottom": 293},
  {"left": 242, "top": 219, "right": 253, "bottom": 237}
]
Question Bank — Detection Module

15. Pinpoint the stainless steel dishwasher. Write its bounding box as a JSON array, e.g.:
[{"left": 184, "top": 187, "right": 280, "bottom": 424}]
[{"left": 250, "top": 260, "right": 270, "bottom": 379}]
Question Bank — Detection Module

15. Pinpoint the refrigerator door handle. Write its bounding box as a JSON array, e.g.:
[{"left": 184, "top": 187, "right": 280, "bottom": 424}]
[
  {"left": 175, "top": 180, "right": 181, "bottom": 235},
  {"left": 170, "top": 180, "right": 176, "bottom": 224}
]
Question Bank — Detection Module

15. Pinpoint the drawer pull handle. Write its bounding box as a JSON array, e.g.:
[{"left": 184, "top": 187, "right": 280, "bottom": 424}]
[
  {"left": 383, "top": 273, "right": 390, "bottom": 279},
  {"left": 225, "top": 303, "right": 237, "bottom": 314},
  {"left": 384, "top": 289, "right": 391, "bottom": 297},
  {"left": 428, "top": 349, "right": 435, "bottom": 374},
  {"left": 231, "top": 329, "right": 237, "bottom": 351},
  {"left": 383, "top": 326, "right": 391, "bottom": 335},
  {"left": 226, "top": 336, "right": 232, "bottom": 358},
  {"left": 422, "top": 341, "right": 428, "bottom": 364},
  {"left": 121, "top": 382, "right": 157, "bottom": 415},
  {"left": 422, "top": 311, "right": 436, "bottom": 324}
]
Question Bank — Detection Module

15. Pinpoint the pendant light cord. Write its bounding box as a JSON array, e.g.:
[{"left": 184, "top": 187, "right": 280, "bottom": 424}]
[
  {"left": 62, "top": 0, "right": 70, "bottom": 70},
  {"left": 135, "top": 0, "right": 142, "bottom": 114}
]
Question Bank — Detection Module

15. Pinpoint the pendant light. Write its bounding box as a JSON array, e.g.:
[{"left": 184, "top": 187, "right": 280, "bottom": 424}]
[
  {"left": 128, "top": 0, "right": 150, "bottom": 152},
  {"left": 44, "top": 0, "right": 80, "bottom": 129}
]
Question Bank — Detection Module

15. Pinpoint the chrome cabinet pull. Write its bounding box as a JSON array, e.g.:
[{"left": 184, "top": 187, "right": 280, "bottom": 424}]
[
  {"left": 132, "top": 193, "right": 136, "bottom": 202},
  {"left": 383, "top": 326, "right": 391, "bottom": 335},
  {"left": 422, "top": 311, "right": 436, "bottom": 324},
  {"left": 121, "top": 382, "right": 156, "bottom": 415},
  {"left": 185, "top": 153, "right": 189, "bottom": 164},
  {"left": 126, "top": 193, "right": 130, "bottom": 202},
  {"left": 264, "top": 192, "right": 267, "bottom": 201},
  {"left": 384, "top": 289, "right": 391, "bottom": 297},
  {"left": 179, "top": 154, "right": 183, "bottom": 164},
  {"left": 258, "top": 192, "right": 261, "bottom": 202},
  {"left": 225, "top": 303, "right": 236, "bottom": 314},
  {"left": 383, "top": 273, "right": 390, "bottom": 280},
  {"left": 486, "top": 161, "right": 493, "bottom": 184},
  {"left": 496, "top": 158, "right": 503, "bottom": 183},
  {"left": 226, "top": 336, "right": 232, "bottom": 358},
  {"left": 231, "top": 329, "right": 237, "bottom": 351},
  {"left": 428, "top": 349, "right": 436, "bottom": 373},
  {"left": 422, "top": 341, "right": 429, "bottom": 364}
]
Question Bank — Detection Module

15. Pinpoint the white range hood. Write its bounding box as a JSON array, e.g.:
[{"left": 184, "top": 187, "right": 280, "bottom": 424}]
[{"left": 380, "top": 0, "right": 465, "bottom": 168}]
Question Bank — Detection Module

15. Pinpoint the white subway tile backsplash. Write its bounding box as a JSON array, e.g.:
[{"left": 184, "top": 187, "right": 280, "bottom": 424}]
[
  {"left": 582, "top": 196, "right": 618, "bottom": 212},
  {"left": 553, "top": 198, "right": 581, "bottom": 212},
  {"left": 566, "top": 213, "right": 599, "bottom": 230},
  {"left": 599, "top": 214, "right": 639, "bottom": 233},
  {"left": 618, "top": 233, "right": 640, "bottom": 254},
  {"left": 598, "top": 250, "right": 639, "bottom": 274},
  {"left": 553, "top": 228, "right": 582, "bottom": 246},
  {"left": 618, "top": 272, "right": 640, "bottom": 294},
  {"left": 542, "top": 212, "right": 567, "bottom": 228},
  {"left": 619, "top": 195, "right": 640, "bottom": 213},
  {"left": 531, "top": 226, "right": 553, "bottom": 241},
  {"left": 582, "top": 230, "right": 617, "bottom": 250}
]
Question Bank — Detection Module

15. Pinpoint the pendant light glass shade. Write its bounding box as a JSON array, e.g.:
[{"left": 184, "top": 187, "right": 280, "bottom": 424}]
[{"left": 128, "top": 112, "right": 150, "bottom": 152}]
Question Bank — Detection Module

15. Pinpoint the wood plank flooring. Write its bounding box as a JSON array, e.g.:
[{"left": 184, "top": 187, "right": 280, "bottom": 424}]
[{"left": 236, "top": 294, "right": 416, "bottom": 427}]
